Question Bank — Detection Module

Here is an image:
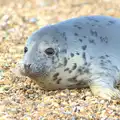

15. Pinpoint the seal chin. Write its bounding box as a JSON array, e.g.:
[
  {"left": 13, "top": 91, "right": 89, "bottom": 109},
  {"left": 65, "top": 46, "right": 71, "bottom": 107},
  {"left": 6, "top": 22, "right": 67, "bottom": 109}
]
[
  {"left": 20, "top": 64, "right": 49, "bottom": 79},
  {"left": 23, "top": 68, "right": 48, "bottom": 79},
  {"left": 27, "top": 72, "right": 42, "bottom": 78}
]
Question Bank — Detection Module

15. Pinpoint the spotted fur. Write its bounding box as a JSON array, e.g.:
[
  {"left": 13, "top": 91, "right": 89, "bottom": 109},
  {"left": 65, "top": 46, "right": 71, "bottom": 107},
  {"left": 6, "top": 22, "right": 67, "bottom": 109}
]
[{"left": 18, "top": 15, "right": 120, "bottom": 100}]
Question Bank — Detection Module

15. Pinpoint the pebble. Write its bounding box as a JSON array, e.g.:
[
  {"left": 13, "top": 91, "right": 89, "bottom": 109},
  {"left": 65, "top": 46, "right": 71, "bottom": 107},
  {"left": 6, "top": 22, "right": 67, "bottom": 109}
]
[
  {"left": 1, "top": 0, "right": 120, "bottom": 120},
  {"left": 0, "top": 22, "right": 8, "bottom": 30},
  {"left": 62, "top": 111, "right": 72, "bottom": 115},
  {"left": 23, "top": 115, "right": 32, "bottom": 120},
  {"left": 0, "top": 85, "right": 10, "bottom": 93},
  {"left": 29, "top": 18, "right": 37, "bottom": 23},
  {"left": 35, "top": 0, "right": 57, "bottom": 7},
  {"left": 73, "top": 106, "right": 85, "bottom": 112},
  {"left": 0, "top": 70, "right": 4, "bottom": 80},
  {"left": 26, "top": 89, "right": 34, "bottom": 94}
]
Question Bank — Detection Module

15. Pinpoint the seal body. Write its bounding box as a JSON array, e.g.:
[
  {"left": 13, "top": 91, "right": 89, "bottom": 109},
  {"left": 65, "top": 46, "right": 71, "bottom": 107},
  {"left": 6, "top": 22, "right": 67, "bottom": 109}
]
[{"left": 19, "top": 15, "right": 120, "bottom": 99}]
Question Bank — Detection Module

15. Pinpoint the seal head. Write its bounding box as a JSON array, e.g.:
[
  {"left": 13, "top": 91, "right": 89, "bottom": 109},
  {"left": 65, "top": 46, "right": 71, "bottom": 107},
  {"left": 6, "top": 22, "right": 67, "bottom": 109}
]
[{"left": 20, "top": 25, "right": 73, "bottom": 89}]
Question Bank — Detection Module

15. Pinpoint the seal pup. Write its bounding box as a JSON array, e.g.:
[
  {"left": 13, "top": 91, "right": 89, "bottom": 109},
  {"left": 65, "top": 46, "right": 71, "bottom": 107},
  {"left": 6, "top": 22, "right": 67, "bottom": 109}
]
[{"left": 17, "top": 15, "right": 120, "bottom": 100}]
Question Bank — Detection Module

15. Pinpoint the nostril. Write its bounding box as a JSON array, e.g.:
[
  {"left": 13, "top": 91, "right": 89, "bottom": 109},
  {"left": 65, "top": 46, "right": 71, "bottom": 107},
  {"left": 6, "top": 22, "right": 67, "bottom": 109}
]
[{"left": 24, "top": 64, "right": 31, "bottom": 70}]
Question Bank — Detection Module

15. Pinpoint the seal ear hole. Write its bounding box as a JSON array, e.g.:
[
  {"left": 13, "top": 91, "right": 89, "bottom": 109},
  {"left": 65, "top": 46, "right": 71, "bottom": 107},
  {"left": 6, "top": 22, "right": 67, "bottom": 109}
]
[
  {"left": 24, "top": 47, "right": 28, "bottom": 53},
  {"left": 45, "top": 47, "right": 55, "bottom": 56}
]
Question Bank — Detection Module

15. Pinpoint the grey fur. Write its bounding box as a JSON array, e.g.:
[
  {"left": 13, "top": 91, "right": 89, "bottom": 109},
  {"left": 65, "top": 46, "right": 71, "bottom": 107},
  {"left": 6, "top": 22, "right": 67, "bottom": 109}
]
[{"left": 19, "top": 15, "right": 120, "bottom": 99}]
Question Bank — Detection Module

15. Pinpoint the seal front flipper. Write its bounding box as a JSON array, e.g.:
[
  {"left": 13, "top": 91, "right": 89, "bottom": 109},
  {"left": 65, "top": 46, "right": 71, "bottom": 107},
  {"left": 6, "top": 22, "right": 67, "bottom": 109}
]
[{"left": 89, "top": 75, "right": 120, "bottom": 100}]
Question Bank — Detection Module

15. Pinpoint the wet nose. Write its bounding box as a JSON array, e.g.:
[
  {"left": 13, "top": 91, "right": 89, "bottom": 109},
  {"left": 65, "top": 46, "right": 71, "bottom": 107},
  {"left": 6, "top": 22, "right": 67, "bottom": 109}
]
[{"left": 24, "top": 64, "right": 31, "bottom": 72}]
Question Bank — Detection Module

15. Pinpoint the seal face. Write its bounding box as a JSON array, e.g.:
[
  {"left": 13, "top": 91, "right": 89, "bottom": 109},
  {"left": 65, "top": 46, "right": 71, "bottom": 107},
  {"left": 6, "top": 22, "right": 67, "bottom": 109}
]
[{"left": 19, "top": 15, "right": 120, "bottom": 99}]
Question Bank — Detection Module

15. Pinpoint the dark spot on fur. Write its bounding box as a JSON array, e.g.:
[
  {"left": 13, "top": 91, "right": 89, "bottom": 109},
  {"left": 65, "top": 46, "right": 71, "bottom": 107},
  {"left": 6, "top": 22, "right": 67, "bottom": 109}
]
[
  {"left": 105, "top": 55, "right": 109, "bottom": 57},
  {"left": 94, "top": 19, "right": 99, "bottom": 22},
  {"left": 100, "top": 36, "right": 108, "bottom": 43},
  {"left": 53, "top": 73, "right": 59, "bottom": 81},
  {"left": 56, "top": 78, "right": 62, "bottom": 84},
  {"left": 82, "top": 45, "right": 87, "bottom": 50},
  {"left": 64, "top": 68, "right": 69, "bottom": 71},
  {"left": 77, "top": 66, "right": 85, "bottom": 74},
  {"left": 82, "top": 52, "right": 86, "bottom": 61},
  {"left": 72, "top": 63, "right": 77, "bottom": 70},
  {"left": 38, "top": 51, "right": 41, "bottom": 53},
  {"left": 99, "top": 56, "right": 105, "bottom": 59},
  {"left": 67, "top": 76, "right": 77, "bottom": 82},
  {"left": 107, "top": 20, "right": 115, "bottom": 25},
  {"left": 63, "top": 57, "right": 67, "bottom": 66},
  {"left": 77, "top": 66, "right": 89, "bottom": 74},
  {"left": 83, "top": 36, "right": 87, "bottom": 38},
  {"left": 107, "top": 60, "right": 112, "bottom": 64},
  {"left": 76, "top": 52, "right": 80, "bottom": 55},
  {"left": 65, "top": 37, "right": 67, "bottom": 41},
  {"left": 53, "top": 73, "right": 59, "bottom": 78},
  {"left": 100, "top": 60, "right": 105, "bottom": 66},
  {"left": 55, "top": 52, "right": 59, "bottom": 58},
  {"left": 69, "top": 70, "right": 72, "bottom": 73},
  {"left": 74, "top": 33, "right": 78, "bottom": 36},
  {"left": 70, "top": 53, "right": 74, "bottom": 57},
  {"left": 87, "top": 17, "right": 99, "bottom": 22},
  {"left": 112, "top": 66, "right": 119, "bottom": 72},
  {"left": 89, "top": 39, "right": 96, "bottom": 45},
  {"left": 109, "top": 20, "right": 115, "bottom": 23},
  {"left": 56, "top": 39, "right": 58, "bottom": 42},
  {"left": 85, "top": 62, "right": 91, "bottom": 67},
  {"left": 74, "top": 25, "right": 77, "bottom": 27},
  {"left": 57, "top": 63, "right": 63, "bottom": 68},
  {"left": 52, "top": 57, "right": 55, "bottom": 64},
  {"left": 100, "top": 66, "right": 109, "bottom": 70},
  {"left": 63, "top": 32, "right": 66, "bottom": 36},
  {"left": 74, "top": 25, "right": 82, "bottom": 30},
  {"left": 78, "top": 68, "right": 82, "bottom": 73},
  {"left": 84, "top": 68, "right": 89, "bottom": 73},
  {"left": 90, "top": 29, "right": 98, "bottom": 37},
  {"left": 63, "top": 32, "right": 67, "bottom": 41},
  {"left": 84, "top": 62, "right": 88, "bottom": 65},
  {"left": 79, "top": 39, "right": 83, "bottom": 42}
]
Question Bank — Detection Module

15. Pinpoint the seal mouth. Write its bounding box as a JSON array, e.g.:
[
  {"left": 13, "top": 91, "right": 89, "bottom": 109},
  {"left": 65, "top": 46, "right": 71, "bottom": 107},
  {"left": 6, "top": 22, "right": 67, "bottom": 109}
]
[
  {"left": 23, "top": 68, "right": 48, "bottom": 78},
  {"left": 15, "top": 61, "right": 48, "bottom": 79},
  {"left": 26, "top": 72, "right": 42, "bottom": 77}
]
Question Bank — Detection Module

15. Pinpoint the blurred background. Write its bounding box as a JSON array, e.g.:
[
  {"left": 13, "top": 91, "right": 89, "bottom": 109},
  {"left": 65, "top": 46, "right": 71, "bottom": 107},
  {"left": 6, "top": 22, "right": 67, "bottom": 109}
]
[{"left": 0, "top": 0, "right": 120, "bottom": 120}]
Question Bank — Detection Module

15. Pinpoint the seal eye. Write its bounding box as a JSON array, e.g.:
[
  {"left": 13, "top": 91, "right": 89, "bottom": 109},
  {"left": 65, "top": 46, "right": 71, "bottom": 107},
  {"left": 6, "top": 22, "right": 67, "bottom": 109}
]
[
  {"left": 24, "top": 47, "right": 28, "bottom": 53},
  {"left": 45, "top": 48, "right": 55, "bottom": 56}
]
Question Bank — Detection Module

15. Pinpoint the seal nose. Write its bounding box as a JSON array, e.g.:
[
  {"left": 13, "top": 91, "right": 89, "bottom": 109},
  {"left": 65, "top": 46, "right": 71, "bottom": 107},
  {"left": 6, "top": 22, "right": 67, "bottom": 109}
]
[{"left": 24, "top": 64, "right": 31, "bottom": 73}]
